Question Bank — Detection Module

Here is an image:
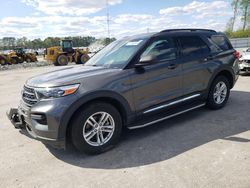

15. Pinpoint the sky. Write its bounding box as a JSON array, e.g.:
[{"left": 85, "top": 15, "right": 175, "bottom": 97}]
[{"left": 0, "top": 0, "right": 234, "bottom": 39}]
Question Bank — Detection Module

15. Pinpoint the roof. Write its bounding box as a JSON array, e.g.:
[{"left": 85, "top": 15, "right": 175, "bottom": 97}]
[
  {"left": 160, "top": 28, "right": 216, "bottom": 33},
  {"left": 121, "top": 28, "right": 218, "bottom": 41}
]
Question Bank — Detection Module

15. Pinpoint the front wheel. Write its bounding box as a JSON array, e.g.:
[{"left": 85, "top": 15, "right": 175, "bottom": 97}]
[
  {"left": 206, "top": 76, "right": 230, "bottom": 109},
  {"left": 26, "top": 58, "right": 31, "bottom": 63},
  {"left": 11, "top": 57, "right": 19, "bottom": 64},
  {"left": 55, "top": 54, "right": 68, "bottom": 66},
  {"left": 71, "top": 102, "right": 122, "bottom": 154},
  {"left": 76, "top": 54, "right": 90, "bottom": 64},
  {"left": 0, "top": 58, "right": 7, "bottom": 66}
]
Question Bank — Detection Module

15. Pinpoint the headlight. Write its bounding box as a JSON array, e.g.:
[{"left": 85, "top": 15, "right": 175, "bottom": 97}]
[{"left": 35, "top": 84, "right": 80, "bottom": 99}]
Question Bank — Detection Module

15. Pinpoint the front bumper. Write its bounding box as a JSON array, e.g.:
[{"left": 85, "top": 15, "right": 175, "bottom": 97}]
[
  {"left": 239, "top": 61, "right": 250, "bottom": 71},
  {"left": 7, "top": 106, "right": 65, "bottom": 149},
  {"left": 7, "top": 109, "right": 65, "bottom": 149},
  {"left": 6, "top": 97, "right": 76, "bottom": 149},
  {"left": 7, "top": 108, "right": 25, "bottom": 129}
]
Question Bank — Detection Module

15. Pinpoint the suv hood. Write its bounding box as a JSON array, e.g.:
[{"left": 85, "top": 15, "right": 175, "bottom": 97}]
[
  {"left": 240, "top": 54, "right": 250, "bottom": 61},
  {"left": 26, "top": 65, "right": 119, "bottom": 88}
]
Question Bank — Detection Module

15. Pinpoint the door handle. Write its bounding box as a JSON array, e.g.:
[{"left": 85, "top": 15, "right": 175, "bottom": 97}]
[
  {"left": 167, "top": 63, "right": 178, "bottom": 69},
  {"left": 204, "top": 56, "right": 214, "bottom": 62}
]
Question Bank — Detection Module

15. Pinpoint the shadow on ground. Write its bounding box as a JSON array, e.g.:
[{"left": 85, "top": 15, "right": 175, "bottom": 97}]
[
  {"left": 239, "top": 72, "right": 250, "bottom": 76},
  {"left": 31, "top": 91, "right": 250, "bottom": 169}
]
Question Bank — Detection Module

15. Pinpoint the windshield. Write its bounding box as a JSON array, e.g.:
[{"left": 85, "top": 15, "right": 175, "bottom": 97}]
[
  {"left": 85, "top": 37, "right": 147, "bottom": 69},
  {"left": 62, "top": 41, "right": 73, "bottom": 48}
]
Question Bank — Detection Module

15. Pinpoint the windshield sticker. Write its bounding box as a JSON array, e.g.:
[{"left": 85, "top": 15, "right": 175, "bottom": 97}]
[{"left": 125, "top": 40, "right": 143, "bottom": 46}]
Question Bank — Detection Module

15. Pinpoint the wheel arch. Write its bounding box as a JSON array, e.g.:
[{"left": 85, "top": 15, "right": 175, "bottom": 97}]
[
  {"left": 58, "top": 91, "right": 134, "bottom": 140},
  {"left": 216, "top": 70, "right": 234, "bottom": 89},
  {"left": 205, "top": 68, "right": 235, "bottom": 98}
]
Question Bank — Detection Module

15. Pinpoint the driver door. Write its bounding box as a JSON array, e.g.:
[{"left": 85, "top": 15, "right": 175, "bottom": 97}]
[{"left": 130, "top": 36, "right": 182, "bottom": 114}]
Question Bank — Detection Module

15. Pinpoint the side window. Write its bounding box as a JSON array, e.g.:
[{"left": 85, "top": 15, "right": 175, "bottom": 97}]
[
  {"left": 141, "top": 38, "right": 177, "bottom": 62},
  {"left": 178, "top": 36, "right": 210, "bottom": 57},
  {"left": 209, "top": 35, "right": 232, "bottom": 51}
]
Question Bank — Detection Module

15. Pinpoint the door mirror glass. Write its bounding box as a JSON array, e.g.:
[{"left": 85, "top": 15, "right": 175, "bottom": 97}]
[
  {"left": 140, "top": 55, "right": 156, "bottom": 64},
  {"left": 134, "top": 55, "right": 156, "bottom": 67}
]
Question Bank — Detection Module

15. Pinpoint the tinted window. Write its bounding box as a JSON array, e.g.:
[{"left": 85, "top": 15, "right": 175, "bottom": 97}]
[
  {"left": 178, "top": 36, "right": 210, "bottom": 57},
  {"left": 209, "top": 35, "right": 231, "bottom": 51},
  {"left": 141, "top": 38, "right": 177, "bottom": 62}
]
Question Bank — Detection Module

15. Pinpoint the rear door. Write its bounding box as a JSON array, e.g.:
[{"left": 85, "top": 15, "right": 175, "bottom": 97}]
[{"left": 176, "top": 35, "right": 211, "bottom": 96}]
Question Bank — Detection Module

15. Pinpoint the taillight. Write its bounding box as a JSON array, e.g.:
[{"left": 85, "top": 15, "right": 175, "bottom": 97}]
[{"left": 233, "top": 51, "right": 240, "bottom": 59}]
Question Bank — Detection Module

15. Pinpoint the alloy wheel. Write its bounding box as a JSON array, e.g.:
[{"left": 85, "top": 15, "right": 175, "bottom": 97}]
[
  {"left": 213, "top": 81, "right": 227, "bottom": 104},
  {"left": 83, "top": 112, "right": 115, "bottom": 147}
]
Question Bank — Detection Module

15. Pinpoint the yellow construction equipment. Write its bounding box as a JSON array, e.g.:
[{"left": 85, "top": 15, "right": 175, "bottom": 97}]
[
  {"left": 0, "top": 54, "right": 11, "bottom": 65},
  {"left": 0, "top": 48, "right": 37, "bottom": 65},
  {"left": 44, "top": 39, "right": 90, "bottom": 66},
  {"left": 14, "top": 48, "right": 38, "bottom": 63}
]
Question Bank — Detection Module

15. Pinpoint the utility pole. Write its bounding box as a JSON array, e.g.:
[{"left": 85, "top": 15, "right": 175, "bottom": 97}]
[{"left": 106, "top": 0, "right": 110, "bottom": 44}]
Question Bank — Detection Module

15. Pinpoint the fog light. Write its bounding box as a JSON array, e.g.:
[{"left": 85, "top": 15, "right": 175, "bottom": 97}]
[{"left": 31, "top": 114, "right": 47, "bottom": 125}]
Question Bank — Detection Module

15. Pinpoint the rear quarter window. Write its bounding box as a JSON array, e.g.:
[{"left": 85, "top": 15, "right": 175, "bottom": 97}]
[{"left": 209, "top": 35, "right": 232, "bottom": 51}]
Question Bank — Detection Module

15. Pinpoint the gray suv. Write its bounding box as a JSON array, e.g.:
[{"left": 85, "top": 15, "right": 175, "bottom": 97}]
[{"left": 8, "top": 29, "right": 239, "bottom": 154}]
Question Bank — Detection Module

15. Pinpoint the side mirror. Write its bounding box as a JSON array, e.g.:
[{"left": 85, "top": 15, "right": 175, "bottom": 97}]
[{"left": 134, "top": 55, "right": 156, "bottom": 68}]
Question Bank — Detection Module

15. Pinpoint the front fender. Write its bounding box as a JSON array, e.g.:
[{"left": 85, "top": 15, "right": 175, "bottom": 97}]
[{"left": 58, "top": 90, "right": 134, "bottom": 139}]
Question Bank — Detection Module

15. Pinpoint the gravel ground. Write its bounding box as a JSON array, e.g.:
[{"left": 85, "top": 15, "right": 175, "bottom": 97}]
[
  {"left": 0, "top": 66, "right": 250, "bottom": 188},
  {"left": 0, "top": 56, "right": 51, "bottom": 71}
]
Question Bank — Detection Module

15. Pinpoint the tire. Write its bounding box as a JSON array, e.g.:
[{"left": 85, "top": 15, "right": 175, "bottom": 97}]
[
  {"left": 19, "top": 57, "right": 24, "bottom": 64},
  {"left": 206, "top": 76, "right": 230, "bottom": 110},
  {"left": 26, "top": 58, "right": 31, "bottom": 63},
  {"left": 56, "top": 54, "right": 68, "bottom": 66},
  {"left": 71, "top": 102, "right": 123, "bottom": 154},
  {"left": 76, "top": 54, "right": 89, "bottom": 64},
  {"left": 11, "top": 57, "right": 19, "bottom": 64},
  {"left": 0, "top": 58, "right": 7, "bottom": 66}
]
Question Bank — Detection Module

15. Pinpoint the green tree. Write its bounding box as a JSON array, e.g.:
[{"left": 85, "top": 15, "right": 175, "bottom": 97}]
[
  {"left": 240, "top": 0, "right": 250, "bottom": 30},
  {"left": 226, "top": 18, "right": 234, "bottom": 32},
  {"left": 2, "top": 37, "right": 16, "bottom": 50},
  {"left": 231, "top": 0, "right": 240, "bottom": 31}
]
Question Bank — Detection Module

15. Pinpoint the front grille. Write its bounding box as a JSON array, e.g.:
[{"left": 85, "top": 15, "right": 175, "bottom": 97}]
[
  {"left": 242, "top": 60, "right": 250, "bottom": 64},
  {"left": 22, "top": 85, "right": 38, "bottom": 107}
]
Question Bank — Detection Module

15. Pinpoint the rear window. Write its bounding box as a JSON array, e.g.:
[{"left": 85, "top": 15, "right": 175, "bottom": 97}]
[
  {"left": 178, "top": 36, "right": 210, "bottom": 57},
  {"left": 209, "top": 35, "right": 232, "bottom": 51}
]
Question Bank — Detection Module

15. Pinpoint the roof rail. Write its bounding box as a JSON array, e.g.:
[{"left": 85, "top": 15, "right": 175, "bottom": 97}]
[{"left": 160, "top": 29, "right": 216, "bottom": 33}]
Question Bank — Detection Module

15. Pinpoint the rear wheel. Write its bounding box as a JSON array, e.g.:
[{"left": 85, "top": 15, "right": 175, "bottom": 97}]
[
  {"left": 55, "top": 54, "right": 68, "bottom": 66},
  {"left": 71, "top": 102, "right": 122, "bottom": 154},
  {"left": 206, "top": 76, "right": 230, "bottom": 109}
]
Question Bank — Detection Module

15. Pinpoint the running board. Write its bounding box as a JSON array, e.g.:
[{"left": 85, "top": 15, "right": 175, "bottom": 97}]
[{"left": 128, "top": 103, "right": 206, "bottom": 130}]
